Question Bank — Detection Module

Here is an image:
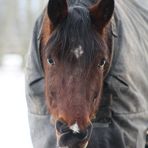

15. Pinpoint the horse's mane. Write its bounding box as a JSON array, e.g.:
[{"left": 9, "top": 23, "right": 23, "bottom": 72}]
[{"left": 45, "top": 6, "right": 106, "bottom": 68}]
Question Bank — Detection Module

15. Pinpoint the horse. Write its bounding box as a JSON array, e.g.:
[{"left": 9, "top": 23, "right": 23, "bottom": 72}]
[{"left": 39, "top": 0, "right": 148, "bottom": 147}]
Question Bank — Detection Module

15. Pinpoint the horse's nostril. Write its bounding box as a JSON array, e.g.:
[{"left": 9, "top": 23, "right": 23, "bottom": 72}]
[{"left": 56, "top": 120, "right": 70, "bottom": 134}]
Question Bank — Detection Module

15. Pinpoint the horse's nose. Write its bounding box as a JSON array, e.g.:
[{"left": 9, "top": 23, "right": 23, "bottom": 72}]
[
  {"left": 56, "top": 120, "right": 93, "bottom": 147},
  {"left": 56, "top": 120, "right": 70, "bottom": 134}
]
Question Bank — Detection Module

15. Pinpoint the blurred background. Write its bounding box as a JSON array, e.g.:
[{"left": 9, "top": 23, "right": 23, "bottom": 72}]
[{"left": 0, "top": 0, "right": 48, "bottom": 148}]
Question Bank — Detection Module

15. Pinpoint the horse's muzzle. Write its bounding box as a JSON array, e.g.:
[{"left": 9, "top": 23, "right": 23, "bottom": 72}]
[{"left": 56, "top": 120, "right": 92, "bottom": 148}]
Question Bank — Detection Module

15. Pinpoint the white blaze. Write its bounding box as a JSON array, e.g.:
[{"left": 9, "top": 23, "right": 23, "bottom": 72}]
[
  {"left": 73, "top": 45, "right": 84, "bottom": 59},
  {"left": 70, "top": 122, "right": 80, "bottom": 133}
]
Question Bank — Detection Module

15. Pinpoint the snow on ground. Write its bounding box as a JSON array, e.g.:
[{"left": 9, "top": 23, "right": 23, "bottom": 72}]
[{"left": 0, "top": 54, "right": 33, "bottom": 148}]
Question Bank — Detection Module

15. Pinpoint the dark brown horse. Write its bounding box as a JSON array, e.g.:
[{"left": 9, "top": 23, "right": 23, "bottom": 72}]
[{"left": 40, "top": 0, "right": 114, "bottom": 147}]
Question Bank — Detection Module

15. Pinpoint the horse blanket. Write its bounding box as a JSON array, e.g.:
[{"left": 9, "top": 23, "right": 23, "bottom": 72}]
[{"left": 25, "top": 0, "right": 148, "bottom": 147}]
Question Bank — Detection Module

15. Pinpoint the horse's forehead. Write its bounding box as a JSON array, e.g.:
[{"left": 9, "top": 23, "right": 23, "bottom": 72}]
[{"left": 72, "top": 45, "right": 84, "bottom": 59}]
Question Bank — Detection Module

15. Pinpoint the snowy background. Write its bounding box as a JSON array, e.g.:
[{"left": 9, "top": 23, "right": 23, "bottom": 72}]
[
  {"left": 0, "top": 54, "right": 32, "bottom": 148},
  {"left": 0, "top": 0, "right": 48, "bottom": 148}
]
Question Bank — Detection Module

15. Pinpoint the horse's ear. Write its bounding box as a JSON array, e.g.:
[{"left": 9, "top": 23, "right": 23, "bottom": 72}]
[
  {"left": 89, "top": 0, "right": 114, "bottom": 31},
  {"left": 47, "top": 0, "right": 68, "bottom": 27}
]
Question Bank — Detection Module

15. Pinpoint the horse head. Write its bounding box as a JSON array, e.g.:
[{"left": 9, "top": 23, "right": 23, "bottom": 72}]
[{"left": 41, "top": 0, "right": 114, "bottom": 147}]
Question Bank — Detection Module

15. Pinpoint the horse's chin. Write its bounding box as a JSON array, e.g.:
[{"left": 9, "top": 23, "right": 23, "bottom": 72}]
[{"left": 56, "top": 131, "right": 89, "bottom": 148}]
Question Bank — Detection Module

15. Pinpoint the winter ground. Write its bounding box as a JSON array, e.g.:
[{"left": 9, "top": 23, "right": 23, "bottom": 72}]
[{"left": 0, "top": 54, "right": 33, "bottom": 148}]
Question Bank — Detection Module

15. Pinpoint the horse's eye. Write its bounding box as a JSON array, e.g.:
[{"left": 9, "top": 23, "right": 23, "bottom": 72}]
[
  {"left": 47, "top": 58, "right": 55, "bottom": 65},
  {"left": 98, "top": 59, "right": 106, "bottom": 69}
]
